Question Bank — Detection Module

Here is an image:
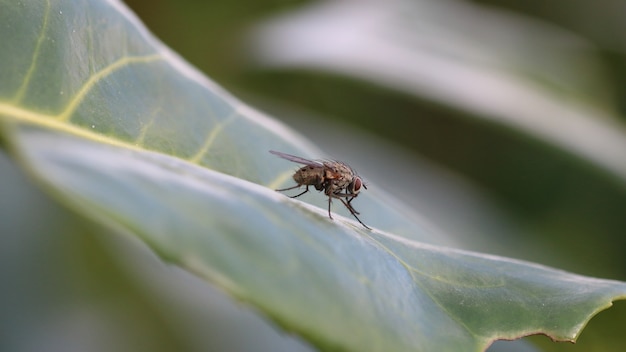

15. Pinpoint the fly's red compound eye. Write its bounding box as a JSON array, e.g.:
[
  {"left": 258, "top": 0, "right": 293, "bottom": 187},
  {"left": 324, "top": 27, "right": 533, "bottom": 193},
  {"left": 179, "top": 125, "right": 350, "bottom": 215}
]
[{"left": 353, "top": 177, "right": 362, "bottom": 193}]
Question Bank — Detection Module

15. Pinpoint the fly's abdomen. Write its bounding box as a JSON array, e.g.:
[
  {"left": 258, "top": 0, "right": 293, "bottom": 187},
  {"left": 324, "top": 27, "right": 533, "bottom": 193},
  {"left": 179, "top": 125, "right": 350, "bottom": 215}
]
[{"left": 294, "top": 166, "right": 324, "bottom": 188}]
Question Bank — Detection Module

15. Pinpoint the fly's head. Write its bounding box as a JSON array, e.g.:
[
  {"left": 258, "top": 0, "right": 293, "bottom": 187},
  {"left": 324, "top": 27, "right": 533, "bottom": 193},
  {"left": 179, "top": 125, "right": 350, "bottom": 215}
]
[{"left": 348, "top": 176, "right": 366, "bottom": 196}]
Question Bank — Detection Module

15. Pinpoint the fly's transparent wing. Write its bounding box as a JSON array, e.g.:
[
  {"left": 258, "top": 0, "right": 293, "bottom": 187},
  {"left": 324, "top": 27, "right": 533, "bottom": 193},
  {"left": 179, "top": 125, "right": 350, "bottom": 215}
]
[{"left": 270, "top": 150, "right": 324, "bottom": 167}]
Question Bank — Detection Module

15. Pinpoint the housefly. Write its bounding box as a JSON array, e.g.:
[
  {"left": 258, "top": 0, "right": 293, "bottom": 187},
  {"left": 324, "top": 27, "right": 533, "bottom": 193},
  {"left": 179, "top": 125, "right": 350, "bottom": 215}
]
[{"left": 270, "top": 150, "right": 370, "bottom": 230}]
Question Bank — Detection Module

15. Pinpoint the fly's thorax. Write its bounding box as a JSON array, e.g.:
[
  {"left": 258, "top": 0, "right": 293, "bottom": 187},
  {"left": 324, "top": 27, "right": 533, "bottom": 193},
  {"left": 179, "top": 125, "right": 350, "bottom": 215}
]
[{"left": 326, "top": 163, "right": 353, "bottom": 189}]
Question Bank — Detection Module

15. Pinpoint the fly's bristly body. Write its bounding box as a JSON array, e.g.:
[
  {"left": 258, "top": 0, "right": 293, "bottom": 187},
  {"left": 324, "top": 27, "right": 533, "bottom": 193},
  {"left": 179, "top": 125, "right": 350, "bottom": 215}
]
[{"left": 269, "top": 150, "right": 370, "bottom": 230}]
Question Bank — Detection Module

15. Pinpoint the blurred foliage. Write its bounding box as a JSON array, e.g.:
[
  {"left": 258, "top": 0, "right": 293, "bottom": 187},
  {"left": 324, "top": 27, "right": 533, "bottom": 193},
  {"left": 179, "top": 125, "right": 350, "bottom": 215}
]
[
  {"left": 471, "top": 0, "right": 626, "bottom": 118},
  {"left": 0, "top": 152, "right": 186, "bottom": 352}
]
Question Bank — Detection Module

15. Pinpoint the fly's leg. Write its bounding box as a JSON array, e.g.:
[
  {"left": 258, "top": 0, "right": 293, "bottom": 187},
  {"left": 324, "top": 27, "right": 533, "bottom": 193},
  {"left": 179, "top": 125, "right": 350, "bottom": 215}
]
[
  {"left": 337, "top": 197, "right": 371, "bottom": 230},
  {"left": 276, "top": 184, "right": 310, "bottom": 198},
  {"left": 331, "top": 192, "right": 361, "bottom": 214},
  {"left": 344, "top": 196, "right": 360, "bottom": 215},
  {"left": 327, "top": 196, "right": 334, "bottom": 220},
  {"left": 327, "top": 193, "right": 370, "bottom": 230},
  {"left": 275, "top": 184, "right": 300, "bottom": 192}
]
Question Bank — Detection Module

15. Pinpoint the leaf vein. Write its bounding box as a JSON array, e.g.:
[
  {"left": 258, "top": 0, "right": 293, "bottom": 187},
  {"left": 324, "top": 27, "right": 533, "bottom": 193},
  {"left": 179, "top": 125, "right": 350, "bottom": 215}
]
[
  {"left": 12, "top": 0, "right": 51, "bottom": 103},
  {"left": 189, "top": 109, "right": 239, "bottom": 164},
  {"left": 56, "top": 54, "right": 164, "bottom": 122}
]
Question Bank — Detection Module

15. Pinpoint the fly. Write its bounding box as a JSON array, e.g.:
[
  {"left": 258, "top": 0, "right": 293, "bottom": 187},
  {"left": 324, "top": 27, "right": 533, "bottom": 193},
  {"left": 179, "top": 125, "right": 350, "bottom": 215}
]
[{"left": 270, "top": 150, "right": 370, "bottom": 230}]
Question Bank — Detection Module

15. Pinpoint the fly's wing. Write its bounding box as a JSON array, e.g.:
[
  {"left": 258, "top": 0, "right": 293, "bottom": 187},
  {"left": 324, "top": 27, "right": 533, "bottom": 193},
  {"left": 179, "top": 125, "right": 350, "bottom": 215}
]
[{"left": 270, "top": 150, "right": 324, "bottom": 167}]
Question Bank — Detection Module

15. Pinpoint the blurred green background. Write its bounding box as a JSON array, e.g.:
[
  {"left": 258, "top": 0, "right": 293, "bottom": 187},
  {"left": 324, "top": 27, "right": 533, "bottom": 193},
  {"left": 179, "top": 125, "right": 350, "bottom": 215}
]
[
  {"left": 121, "top": 0, "right": 626, "bottom": 350},
  {"left": 2, "top": 0, "right": 625, "bottom": 351}
]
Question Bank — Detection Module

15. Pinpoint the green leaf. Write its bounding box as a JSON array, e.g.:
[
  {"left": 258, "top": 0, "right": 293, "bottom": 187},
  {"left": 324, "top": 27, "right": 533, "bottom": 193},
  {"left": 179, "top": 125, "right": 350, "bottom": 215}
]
[{"left": 1, "top": 1, "right": 625, "bottom": 351}]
